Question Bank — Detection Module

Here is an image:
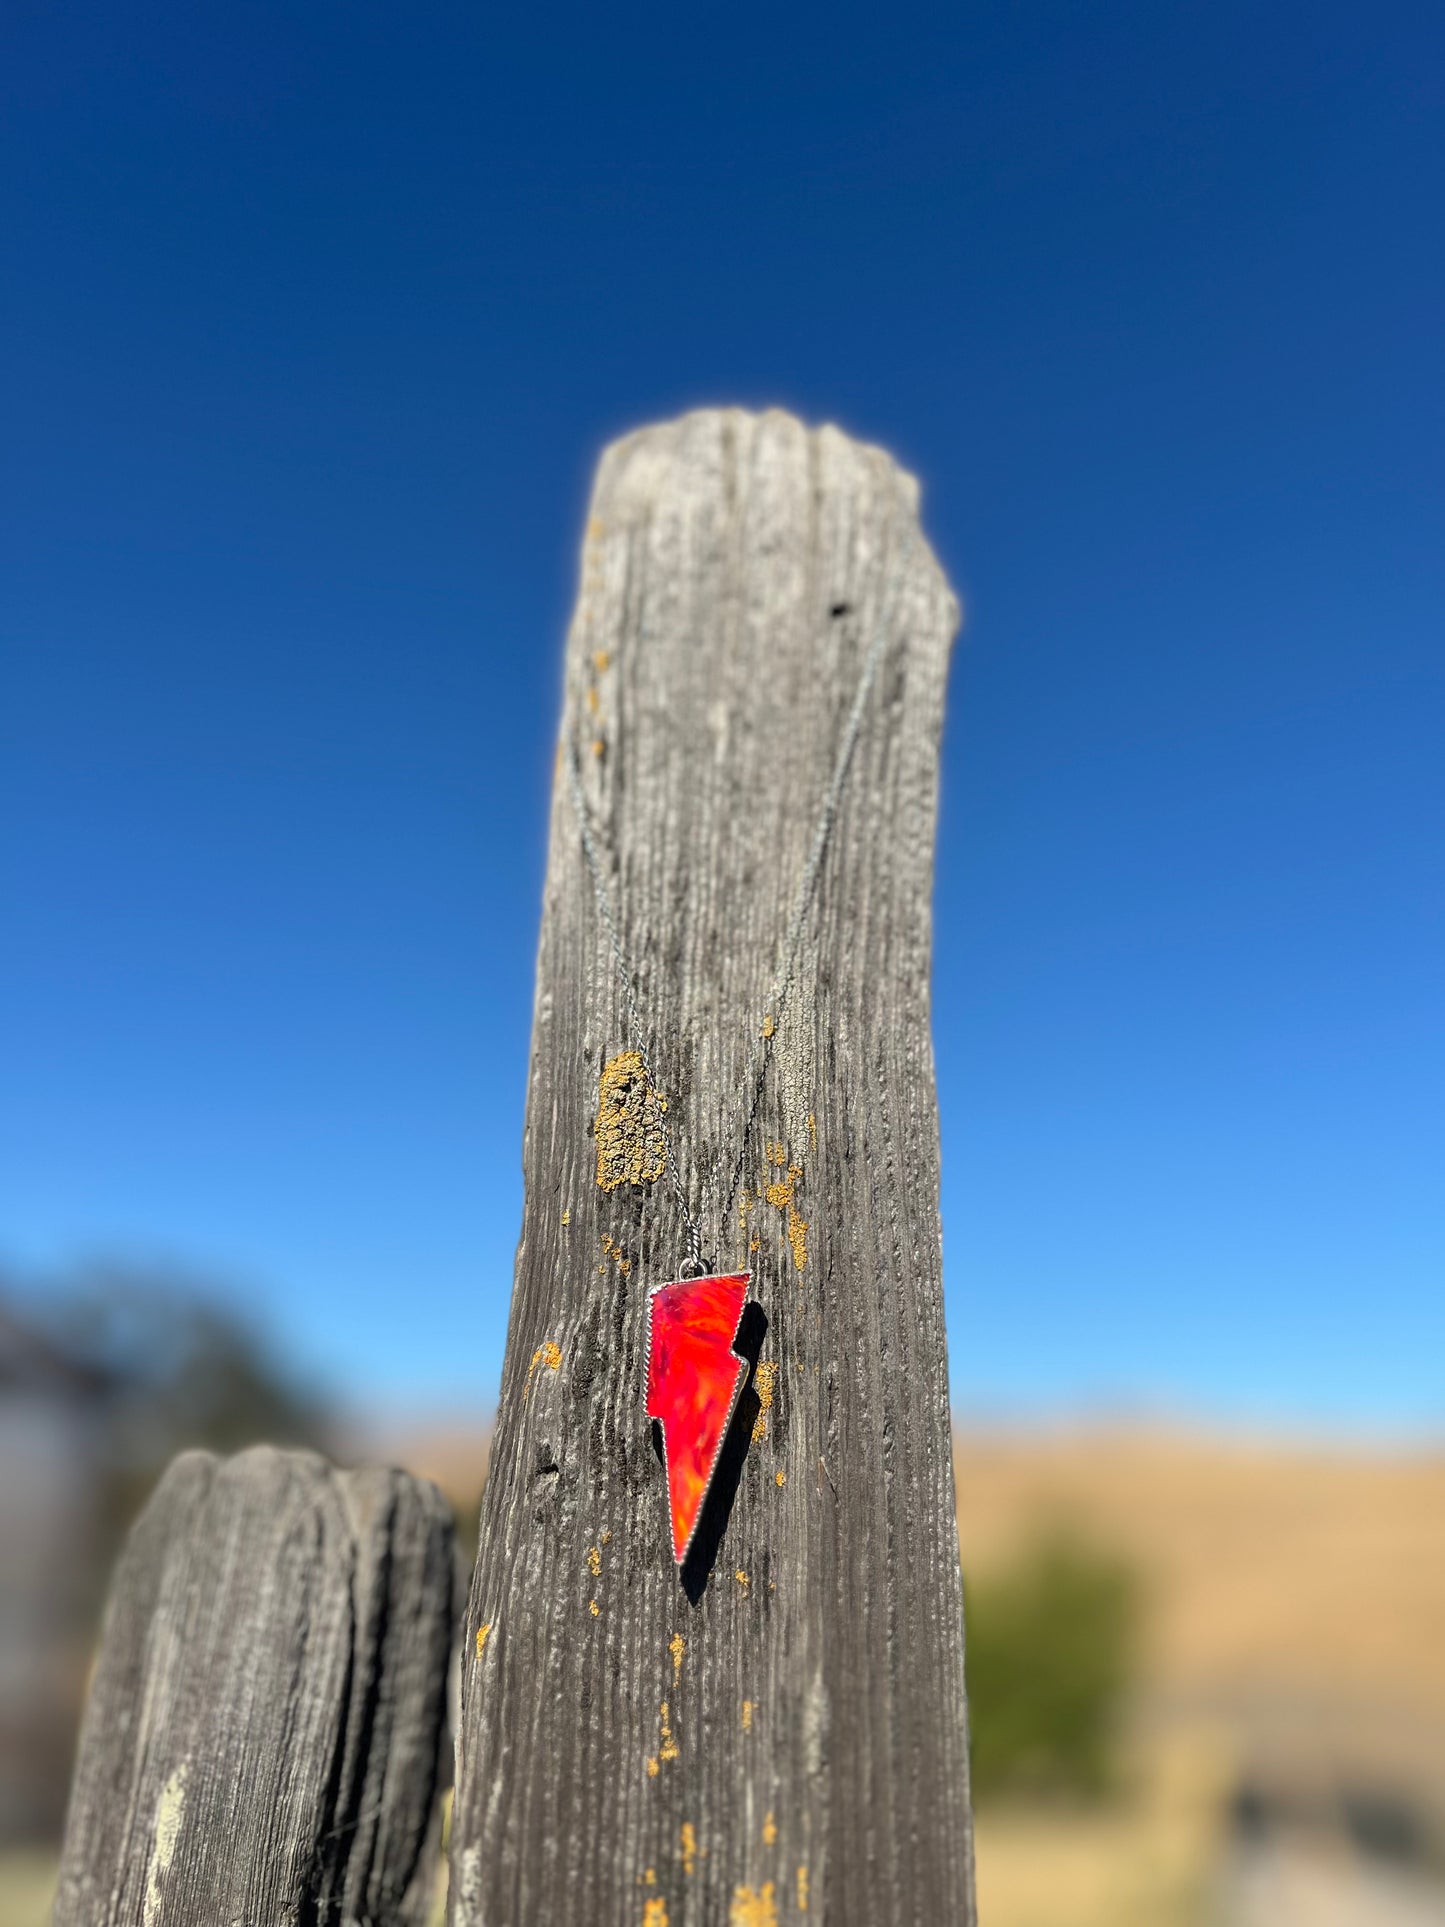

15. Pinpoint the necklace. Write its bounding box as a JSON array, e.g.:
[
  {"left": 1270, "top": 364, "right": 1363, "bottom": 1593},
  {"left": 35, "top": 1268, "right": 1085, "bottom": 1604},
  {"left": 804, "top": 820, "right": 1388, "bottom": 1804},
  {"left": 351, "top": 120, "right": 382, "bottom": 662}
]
[{"left": 564, "top": 520, "right": 910, "bottom": 1565}]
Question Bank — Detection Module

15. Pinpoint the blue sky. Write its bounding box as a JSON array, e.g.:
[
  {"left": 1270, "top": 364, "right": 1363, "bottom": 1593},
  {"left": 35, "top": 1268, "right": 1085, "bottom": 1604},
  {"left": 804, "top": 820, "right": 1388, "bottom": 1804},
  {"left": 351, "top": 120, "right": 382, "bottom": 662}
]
[{"left": 3, "top": 1, "right": 1441, "bottom": 1431}]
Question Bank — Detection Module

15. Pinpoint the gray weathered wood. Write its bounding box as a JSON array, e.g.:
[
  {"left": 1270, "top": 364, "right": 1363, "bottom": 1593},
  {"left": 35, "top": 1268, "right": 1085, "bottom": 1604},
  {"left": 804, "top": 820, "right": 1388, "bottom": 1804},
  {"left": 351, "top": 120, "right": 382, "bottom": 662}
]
[
  {"left": 55, "top": 1445, "right": 456, "bottom": 1927},
  {"left": 453, "top": 409, "right": 974, "bottom": 1924}
]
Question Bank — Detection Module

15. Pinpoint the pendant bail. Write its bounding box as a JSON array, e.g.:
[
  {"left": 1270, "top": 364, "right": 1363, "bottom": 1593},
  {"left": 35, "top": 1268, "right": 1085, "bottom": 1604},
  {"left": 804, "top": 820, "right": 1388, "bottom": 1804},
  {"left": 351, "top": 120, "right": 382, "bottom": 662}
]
[{"left": 679, "top": 1218, "right": 707, "bottom": 1279}]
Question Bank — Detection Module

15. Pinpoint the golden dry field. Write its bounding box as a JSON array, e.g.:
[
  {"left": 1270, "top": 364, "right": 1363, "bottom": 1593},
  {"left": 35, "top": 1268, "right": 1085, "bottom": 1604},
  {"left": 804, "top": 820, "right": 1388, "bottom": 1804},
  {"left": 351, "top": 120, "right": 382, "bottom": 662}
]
[
  {"left": 957, "top": 1426, "right": 1445, "bottom": 1927},
  {"left": 955, "top": 1426, "right": 1445, "bottom": 1728}
]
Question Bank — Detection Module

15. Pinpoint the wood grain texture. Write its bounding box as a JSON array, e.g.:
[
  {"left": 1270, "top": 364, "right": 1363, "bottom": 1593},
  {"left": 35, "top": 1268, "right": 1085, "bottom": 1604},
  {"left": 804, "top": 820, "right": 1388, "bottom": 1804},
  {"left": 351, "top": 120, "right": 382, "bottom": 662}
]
[
  {"left": 453, "top": 408, "right": 974, "bottom": 1925},
  {"left": 55, "top": 1446, "right": 456, "bottom": 1927}
]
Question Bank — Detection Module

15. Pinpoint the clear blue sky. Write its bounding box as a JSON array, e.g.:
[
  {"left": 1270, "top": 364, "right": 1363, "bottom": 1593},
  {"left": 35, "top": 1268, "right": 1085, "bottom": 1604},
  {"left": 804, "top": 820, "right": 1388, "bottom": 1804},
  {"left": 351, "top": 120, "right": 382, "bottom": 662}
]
[{"left": 3, "top": 1, "right": 1441, "bottom": 1431}]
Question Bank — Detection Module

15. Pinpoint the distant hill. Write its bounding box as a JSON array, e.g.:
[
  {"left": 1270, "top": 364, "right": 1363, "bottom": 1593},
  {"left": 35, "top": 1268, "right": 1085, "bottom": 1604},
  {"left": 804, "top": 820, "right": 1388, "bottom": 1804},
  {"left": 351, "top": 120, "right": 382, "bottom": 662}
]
[{"left": 955, "top": 1425, "right": 1445, "bottom": 1831}]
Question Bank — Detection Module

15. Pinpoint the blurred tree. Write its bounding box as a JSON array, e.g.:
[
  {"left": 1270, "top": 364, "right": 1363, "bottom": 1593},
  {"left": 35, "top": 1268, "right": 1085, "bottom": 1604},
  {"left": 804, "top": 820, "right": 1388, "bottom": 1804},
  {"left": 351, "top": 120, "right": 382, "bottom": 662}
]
[
  {"left": 36, "top": 1265, "right": 335, "bottom": 1550},
  {"left": 0, "top": 1265, "right": 335, "bottom": 1842},
  {"left": 965, "top": 1529, "right": 1139, "bottom": 1802}
]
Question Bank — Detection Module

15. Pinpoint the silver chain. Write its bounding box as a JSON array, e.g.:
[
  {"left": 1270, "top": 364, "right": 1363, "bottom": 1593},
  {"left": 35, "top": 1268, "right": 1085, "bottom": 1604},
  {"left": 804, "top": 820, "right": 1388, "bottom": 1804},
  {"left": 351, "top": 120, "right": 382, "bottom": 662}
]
[{"left": 564, "top": 518, "right": 912, "bottom": 1275}]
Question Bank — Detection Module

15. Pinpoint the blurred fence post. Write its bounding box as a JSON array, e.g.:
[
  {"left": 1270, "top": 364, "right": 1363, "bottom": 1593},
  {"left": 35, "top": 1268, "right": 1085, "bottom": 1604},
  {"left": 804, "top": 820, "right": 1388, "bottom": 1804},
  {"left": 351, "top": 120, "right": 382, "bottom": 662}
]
[
  {"left": 54, "top": 1445, "right": 456, "bottom": 1927},
  {"left": 452, "top": 409, "right": 975, "bottom": 1923}
]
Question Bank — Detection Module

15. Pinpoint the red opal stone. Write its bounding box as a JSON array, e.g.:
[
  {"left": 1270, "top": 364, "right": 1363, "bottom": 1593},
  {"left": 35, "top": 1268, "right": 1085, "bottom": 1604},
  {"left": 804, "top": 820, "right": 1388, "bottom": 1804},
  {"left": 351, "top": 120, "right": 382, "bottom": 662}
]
[{"left": 645, "top": 1271, "right": 750, "bottom": 1564}]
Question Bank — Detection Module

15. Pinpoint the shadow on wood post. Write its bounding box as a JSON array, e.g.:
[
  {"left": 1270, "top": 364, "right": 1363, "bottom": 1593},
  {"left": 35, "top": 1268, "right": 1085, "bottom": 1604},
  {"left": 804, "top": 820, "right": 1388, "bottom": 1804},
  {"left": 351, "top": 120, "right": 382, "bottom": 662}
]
[
  {"left": 54, "top": 1445, "right": 457, "bottom": 1927},
  {"left": 453, "top": 408, "right": 975, "bottom": 1925}
]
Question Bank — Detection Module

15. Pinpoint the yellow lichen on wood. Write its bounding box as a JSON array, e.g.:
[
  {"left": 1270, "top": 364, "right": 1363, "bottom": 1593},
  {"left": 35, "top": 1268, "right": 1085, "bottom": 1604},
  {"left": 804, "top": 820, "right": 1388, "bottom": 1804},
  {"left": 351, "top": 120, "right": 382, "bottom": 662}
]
[
  {"left": 797, "top": 1865, "right": 809, "bottom": 1912},
  {"left": 642, "top": 1897, "right": 668, "bottom": 1927},
  {"left": 775, "top": 1470, "right": 786, "bottom": 1488},
  {"left": 600, "top": 1233, "right": 632, "bottom": 1276},
  {"left": 741, "top": 1700, "right": 754, "bottom": 1732},
  {"left": 762, "top": 1156, "right": 808, "bottom": 1273},
  {"left": 587, "top": 1545, "right": 602, "bottom": 1576},
  {"left": 751, "top": 1361, "right": 778, "bottom": 1442},
  {"left": 729, "top": 1882, "right": 777, "bottom": 1927},
  {"left": 646, "top": 1757, "right": 659, "bottom": 1778},
  {"left": 475, "top": 1623, "right": 491, "bottom": 1658},
  {"left": 734, "top": 1569, "right": 749, "bottom": 1592},
  {"left": 596, "top": 1051, "right": 668, "bottom": 1191},
  {"left": 762, "top": 1811, "right": 777, "bottom": 1847},
  {"left": 593, "top": 648, "right": 611, "bottom": 673},
  {"left": 679, "top": 1821, "right": 697, "bottom": 1876},
  {"left": 523, "top": 1340, "right": 562, "bottom": 1401},
  {"left": 658, "top": 1701, "right": 678, "bottom": 1763},
  {"left": 669, "top": 1633, "right": 685, "bottom": 1677},
  {"left": 761, "top": 1012, "right": 775, "bottom": 1039}
]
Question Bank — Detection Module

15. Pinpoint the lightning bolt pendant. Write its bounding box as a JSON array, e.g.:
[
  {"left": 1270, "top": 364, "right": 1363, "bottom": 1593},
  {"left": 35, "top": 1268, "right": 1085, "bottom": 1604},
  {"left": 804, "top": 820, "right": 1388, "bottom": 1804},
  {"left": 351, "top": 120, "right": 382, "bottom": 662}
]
[{"left": 645, "top": 1271, "right": 751, "bottom": 1565}]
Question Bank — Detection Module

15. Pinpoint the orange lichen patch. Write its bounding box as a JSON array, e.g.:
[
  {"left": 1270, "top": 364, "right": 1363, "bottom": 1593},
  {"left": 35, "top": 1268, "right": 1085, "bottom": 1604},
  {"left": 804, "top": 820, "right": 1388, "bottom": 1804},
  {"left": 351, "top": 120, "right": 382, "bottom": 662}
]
[
  {"left": 589, "top": 1599, "right": 600, "bottom": 1617},
  {"left": 646, "top": 1757, "right": 660, "bottom": 1778},
  {"left": 762, "top": 1811, "right": 777, "bottom": 1847},
  {"left": 761, "top": 1012, "right": 775, "bottom": 1039},
  {"left": 749, "top": 1233, "right": 761, "bottom": 1254},
  {"left": 593, "top": 649, "right": 611, "bottom": 673},
  {"left": 561, "top": 1208, "right": 571, "bottom": 1226},
  {"left": 587, "top": 1545, "right": 602, "bottom": 1577},
  {"left": 741, "top": 1700, "right": 754, "bottom": 1732},
  {"left": 642, "top": 1897, "right": 668, "bottom": 1927},
  {"left": 523, "top": 1340, "right": 562, "bottom": 1402},
  {"left": 806, "top": 1112, "right": 816, "bottom": 1149},
  {"left": 762, "top": 1157, "right": 808, "bottom": 1273},
  {"left": 775, "top": 1470, "right": 787, "bottom": 1488},
  {"left": 475, "top": 1623, "right": 491, "bottom": 1658},
  {"left": 785, "top": 1206, "right": 808, "bottom": 1271},
  {"left": 729, "top": 1882, "right": 777, "bottom": 1926},
  {"left": 600, "top": 1233, "right": 632, "bottom": 1277},
  {"left": 591, "top": 737, "right": 606, "bottom": 759},
  {"left": 751, "top": 1361, "right": 778, "bottom": 1442},
  {"left": 669, "top": 1633, "right": 685, "bottom": 1678},
  {"left": 601, "top": 1527, "right": 612, "bottom": 1544},
  {"left": 642, "top": 1868, "right": 656, "bottom": 1886},
  {"left": 658, "top": 1701, "right": 679, "bottom": 1763},
  {"left": 596, "top": 1051, "right": 668, "bottom": 1191},
  {"left": 797, "top": 1865, "right": 809, "bottom": 1912},
  {"left": 734, "top": 1569, "right": 750, "bottom": 1592},
  {"left": 679, "top": 1821, "right": 697, "bottom": 1877}
]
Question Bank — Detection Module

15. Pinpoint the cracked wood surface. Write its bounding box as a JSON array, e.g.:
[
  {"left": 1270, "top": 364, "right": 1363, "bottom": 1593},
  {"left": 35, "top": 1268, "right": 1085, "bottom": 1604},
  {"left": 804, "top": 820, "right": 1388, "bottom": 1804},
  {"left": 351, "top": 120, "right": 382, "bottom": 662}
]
[
  {"left": 55, "top": 1446, "right": 456, "bottom": 1927},
  {"left": 453, "top": 409, "right": 975, "bottom": 1924}
]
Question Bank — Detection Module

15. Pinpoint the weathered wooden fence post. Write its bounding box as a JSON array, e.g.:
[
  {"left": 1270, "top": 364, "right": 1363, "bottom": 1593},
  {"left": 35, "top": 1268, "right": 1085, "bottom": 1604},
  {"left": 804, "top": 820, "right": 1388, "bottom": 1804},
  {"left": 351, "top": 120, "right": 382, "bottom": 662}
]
[
  {"left": 453, "top": 409, "right": 974, "bottom": 1923},
  {"left": 54, "top": 1445, "right": 456, "bottom": 1926}
]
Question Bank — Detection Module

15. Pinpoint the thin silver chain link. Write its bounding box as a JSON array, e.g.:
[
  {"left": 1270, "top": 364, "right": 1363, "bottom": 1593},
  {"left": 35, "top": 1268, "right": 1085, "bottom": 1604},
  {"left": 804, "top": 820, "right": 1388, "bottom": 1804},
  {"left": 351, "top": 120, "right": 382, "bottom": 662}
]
[{"left": 564, "top": 515, "right": 912, "bottom": 1274}]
